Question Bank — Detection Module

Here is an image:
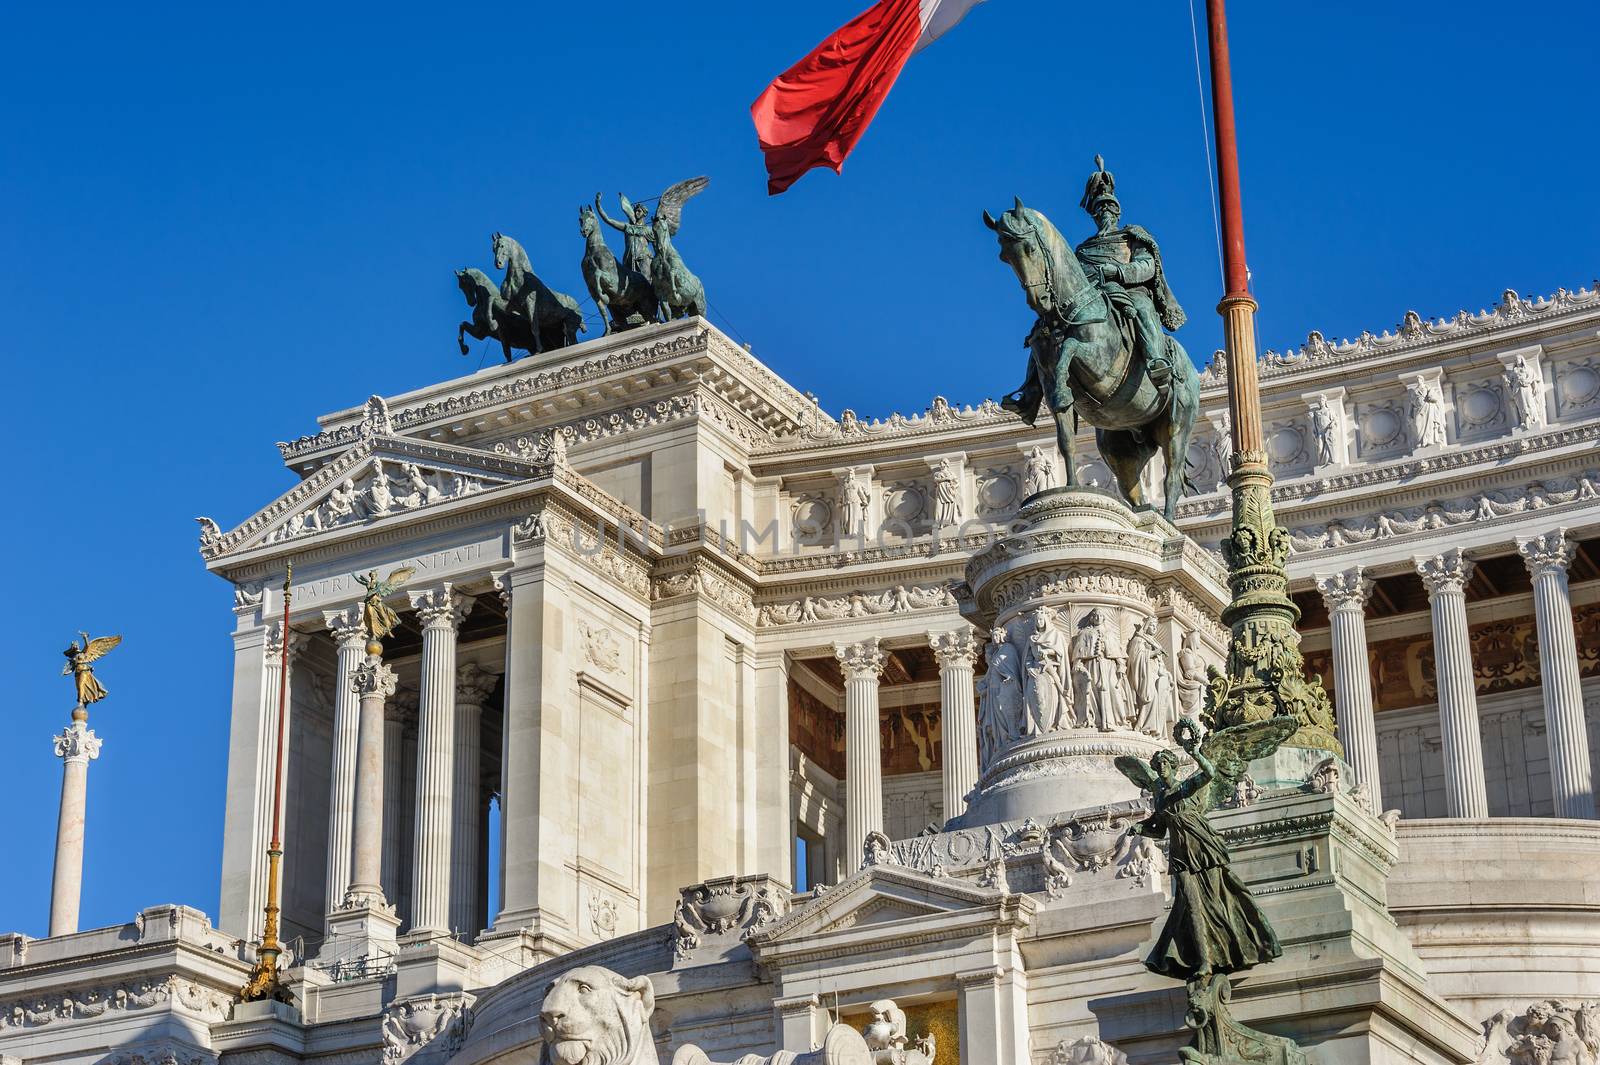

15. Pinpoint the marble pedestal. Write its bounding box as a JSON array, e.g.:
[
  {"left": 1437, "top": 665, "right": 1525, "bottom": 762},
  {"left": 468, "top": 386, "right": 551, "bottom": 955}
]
[
  {"left": 324, "top": 901, "right": 401, "bottom": 977},
  {"left": 951, "top": 488, "right": 1229, "bottom": 828}
]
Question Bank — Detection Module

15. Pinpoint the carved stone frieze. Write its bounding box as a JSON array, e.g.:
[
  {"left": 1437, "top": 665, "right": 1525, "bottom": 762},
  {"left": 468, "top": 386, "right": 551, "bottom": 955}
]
[
  {"left": 756, "top": 581, "right": 954, "bottom": 627},
  {"left": 1286, "top": 470, "right": 1600, "bottom": 555},
  {"left": 0, "top": 975, "right": 236, "bottom": 1032},
  {"left": 651, "top": 558, "right": 756, "bottom": 623},
  {"left": 1478, "top": 1000, "right": 1600, "bottom": 1065}
]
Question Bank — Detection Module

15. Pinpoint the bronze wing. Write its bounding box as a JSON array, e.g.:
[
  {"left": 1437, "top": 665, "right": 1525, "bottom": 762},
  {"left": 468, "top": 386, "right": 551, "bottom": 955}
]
[
  {"left": 81, "top": 635, "right": 123, "bottom": 663},
  {"left": 383, "top": 566, "right": 417, "bottom": 590},
  {"left": 655, "top": 176, "right": 710, "bottom": 236},
  {"left": 1197, "top": 715, "right": 1299, "bottom": 811},
  {"left": 1113, "top": 754, "right": 1161, "bottom": 795}
]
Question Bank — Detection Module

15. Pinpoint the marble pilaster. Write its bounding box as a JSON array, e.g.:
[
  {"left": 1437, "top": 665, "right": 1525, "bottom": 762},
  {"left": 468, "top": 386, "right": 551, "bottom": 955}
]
[
  {"left": 1315, "top": 568, "right": 1382, "bottom": 799},
  {"left": 1415, "top": 549, "right": 1488, "bottom": 818},
  {"left": 929, "top": 627, "right": 980, "bottom": 823},
  {"left": 407, "top": 585, "right": 473, "bottom": 936},
  {"left": 322, "top": 605, "right": 366, "bottom": 929},
  {"left": 835, "top": 639, "right": 885, "bottom": 868},
  {"left": 48, "top": 718, "right": 102, "bottom": 937},
  {"left": 450, "top": 662, "right": 497, "bottom": 939},
  {"left": 1517, "top": 531, "right": 1596, "bottom": 819},
  {"left": 242, "top": 623, "right": 298, "bottom": 941}
]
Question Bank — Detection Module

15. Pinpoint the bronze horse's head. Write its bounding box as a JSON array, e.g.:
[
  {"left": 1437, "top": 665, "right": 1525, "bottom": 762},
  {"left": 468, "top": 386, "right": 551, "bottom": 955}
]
[
  {"left": 578, "top": 204, "right": 597, "bottom": 235},
  {"left": 492, "top": 231, "right": 512, "bottom": 271},
  {"left": 984, "top": 197, "right": 1060, "bottom": 317}
]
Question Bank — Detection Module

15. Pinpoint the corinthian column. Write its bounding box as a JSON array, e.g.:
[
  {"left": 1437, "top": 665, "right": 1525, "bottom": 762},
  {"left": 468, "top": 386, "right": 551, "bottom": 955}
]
[
  {"left": 451, "top": 662, "right": 498, "bottom": 939},
  {"left": 1518, "top": 531, "right": 1596, "bottom": 819},
  {"left": 1416, "top": 549, "right": 1488, "bottom": 818},
  {"left": 835, "top": 639, "right": 886, "bottom": 868},
  {"left": 322, "top": 606, "right": 366, "bottom": 927},
  {"left": 1315, "top": 568, "right": 1382, "bottom": 799},
  {"left": 930, "top": 628, "right": 980, "bottom": 823},
  {"left": 48, "top": 714, "right": 102, "bottom": 937},
  {"left": 407, "top": 585, "right": 473, "bottom": 935},
  {"left": 345, "top": 654, "right": 398, "bottom": 907}
]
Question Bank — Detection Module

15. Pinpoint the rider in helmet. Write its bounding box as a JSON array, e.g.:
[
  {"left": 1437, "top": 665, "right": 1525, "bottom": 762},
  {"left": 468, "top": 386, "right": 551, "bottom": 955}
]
[{"left": 1074, "top": 155, "right": 1185, "bottom": 389}]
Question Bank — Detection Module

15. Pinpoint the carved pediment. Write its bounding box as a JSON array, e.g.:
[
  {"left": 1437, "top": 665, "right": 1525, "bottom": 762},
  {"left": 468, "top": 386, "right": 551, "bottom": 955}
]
[
  {"left": 200, "top": 436, "right": 545, "bottom": 560},
  {"left": 750, "top": 864, "right": 1016, "bottom": 947}
]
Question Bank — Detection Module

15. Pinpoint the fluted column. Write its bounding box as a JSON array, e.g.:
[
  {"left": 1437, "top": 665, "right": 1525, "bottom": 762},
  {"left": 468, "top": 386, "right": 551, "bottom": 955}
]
[
  {"left": 450, "top": 662, "right": 497, "bottom": 939},
  {"left": 344, "top": 654, "right": 398, "bottom": 907},
  {"left": 381, "top": 692, "right": 413, "bottom": 904},
  {"left": 835, "top": 639, "right": 886, "bottom": 868},
  {"left": 930, "top": 628, "right": 980, "bottom": 823},
  {"left": 1518, "top": 531, "right": 1596, "bottom": 819},
  {"left": 322, "top": 606, "right": 366, "bottom": 926},
  {"left": 1416, "top": 549, "right": 1489, "bottom": 818},
  {"left": 48, "top": 715, "right": 102, "bottom": 936},
  {"left": 407, "top": 585, "right": 472, "bottom": 935},
  {"left": 1315, "top": 568, "right": 1382, "bottom": 798}
]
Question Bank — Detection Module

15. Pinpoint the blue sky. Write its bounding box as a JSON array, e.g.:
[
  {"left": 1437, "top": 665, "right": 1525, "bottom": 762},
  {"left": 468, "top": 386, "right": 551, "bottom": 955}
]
[{"left": 2, "top": 0, "right": 1596, "bottom": 936}]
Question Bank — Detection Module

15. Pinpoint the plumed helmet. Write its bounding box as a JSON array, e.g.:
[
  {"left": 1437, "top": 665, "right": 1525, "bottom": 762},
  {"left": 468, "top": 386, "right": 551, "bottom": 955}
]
[{"left": 1079, "top": 154, "right": 1120, "bottom": 213}]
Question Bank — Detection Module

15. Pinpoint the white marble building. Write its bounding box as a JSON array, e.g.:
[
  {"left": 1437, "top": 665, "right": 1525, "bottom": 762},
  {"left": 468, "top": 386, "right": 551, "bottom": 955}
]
[{"left": 6, "top": 284, "right": 1600, "bottom": 1065}]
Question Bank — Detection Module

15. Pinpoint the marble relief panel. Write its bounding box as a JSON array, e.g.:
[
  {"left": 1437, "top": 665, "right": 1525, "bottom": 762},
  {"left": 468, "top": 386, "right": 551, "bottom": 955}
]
[
  {"left": 973, "top": 462, "right": 1021, "bottom": 518},
  {"left": 1262, "top": 414, "right": 1313, "bottom": 479},
  {"left": 1553, "top": 354, "right": 1600, "bottom": 419},
  {"left": 1450, "top": 368, "right": 1510, "bottom": 443},
  {"left": 1352, "top": 393, "right": 1410, "bottom": 462}
]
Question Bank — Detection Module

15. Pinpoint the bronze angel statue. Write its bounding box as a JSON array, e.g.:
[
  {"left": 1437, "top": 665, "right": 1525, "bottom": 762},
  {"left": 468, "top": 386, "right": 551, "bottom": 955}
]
[
  {"left": 63, "top": 632, "right": 123, "bottom": 708},
  {"left": 353, "top": 567, "right": 415, "bottom": 645},
  {"left": 648, "top": 176, "right": 709, "bottom": 320},
  {"left": 1116, "top": 715, "right": 1297, "bottom": 982}
]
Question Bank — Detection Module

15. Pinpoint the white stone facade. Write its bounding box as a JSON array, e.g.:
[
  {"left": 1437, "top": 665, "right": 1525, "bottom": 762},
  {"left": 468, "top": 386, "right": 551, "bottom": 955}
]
[{"left": 8, "top": 286, "right": 1600, "bottom": 1065}]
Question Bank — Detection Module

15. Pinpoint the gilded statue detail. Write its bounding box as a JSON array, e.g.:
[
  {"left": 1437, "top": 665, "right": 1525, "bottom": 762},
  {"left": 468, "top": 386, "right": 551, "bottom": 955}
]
[
  {"left": 354, "top": 567, "right": 415, "bottom": 647},
  {"left": 63, "top": 633, "right": 123, "bottom": 709}
]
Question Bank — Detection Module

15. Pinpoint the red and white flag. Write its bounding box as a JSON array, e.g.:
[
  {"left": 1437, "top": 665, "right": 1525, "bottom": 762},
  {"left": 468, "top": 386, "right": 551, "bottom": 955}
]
[{"left": 751, "top": 0, "right": 988, "bottom": 195}]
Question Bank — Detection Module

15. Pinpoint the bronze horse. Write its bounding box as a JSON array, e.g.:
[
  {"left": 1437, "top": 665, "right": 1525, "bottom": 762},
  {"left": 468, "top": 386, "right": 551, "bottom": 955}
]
[{"left": 984, "top": 199, "right": 1199, "bottom": 520}]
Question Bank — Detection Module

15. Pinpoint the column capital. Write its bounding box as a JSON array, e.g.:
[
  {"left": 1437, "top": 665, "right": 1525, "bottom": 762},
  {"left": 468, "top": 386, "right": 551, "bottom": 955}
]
[
  {"left": 409, "top": 584, "right": 473, "bottom": 632},
  {"left": 834, "top": 638, "right": 885, "bottom": 680},
  {"left": 929, "top": 627, "right": 980, "bottom": 670},
  {"left": 1517, "top": 529, "right": 1574, "bottom": 580},
  {"left": 53, "top": 721, "right": 101, "bottom": 764},
  {"left": 324, "top": 605, "right": 367, "bottom": 648},
  {"left": 1314, "top": 567, "right": 1372, "bottom": 611},
  {"left": 352, "top": 658, "right": 399, "bottom": 699},
  {"left": 1415, "top": 548, "right": 1473, "bottom": 597},
  {"left": 456, "top": 661, "right": 501, "bottom": 705}
]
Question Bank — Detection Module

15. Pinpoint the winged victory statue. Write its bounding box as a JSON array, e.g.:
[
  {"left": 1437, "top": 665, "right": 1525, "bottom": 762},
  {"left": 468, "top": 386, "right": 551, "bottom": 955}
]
[
  {"left": 353, "top": 567, "right": 415, "bottom": 648},
  {"left": 63, "top": 632, "right": 123, "bottom": 709}
]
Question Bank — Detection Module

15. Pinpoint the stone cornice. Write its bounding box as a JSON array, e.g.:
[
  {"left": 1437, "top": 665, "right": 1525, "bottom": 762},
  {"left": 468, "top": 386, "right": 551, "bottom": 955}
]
[
  {"left": 279, "top": 323, "right": 819, "bottom": 467},
  {"left": 1199, "top": 283, "right": 1600, "bottom": 390}
]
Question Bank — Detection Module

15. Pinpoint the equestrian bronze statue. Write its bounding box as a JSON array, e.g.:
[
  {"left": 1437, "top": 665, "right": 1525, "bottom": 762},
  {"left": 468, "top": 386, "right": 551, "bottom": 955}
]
[{"left": 985, "top": 156, "right": 1200, "bottom": 520}]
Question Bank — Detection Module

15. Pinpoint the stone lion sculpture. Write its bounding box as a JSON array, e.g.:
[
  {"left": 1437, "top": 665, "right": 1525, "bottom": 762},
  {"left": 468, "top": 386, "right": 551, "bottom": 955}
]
[
  {"left": 539, "top": 962, "right": 875, "bottom": 1065},
  {"left": 538, "top": 966, "right": 658, "bottom": 1065}
]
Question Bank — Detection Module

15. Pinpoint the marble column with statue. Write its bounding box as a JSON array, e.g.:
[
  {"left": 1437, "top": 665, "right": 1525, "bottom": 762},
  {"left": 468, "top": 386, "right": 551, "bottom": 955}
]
[
  {"left": 322, "top": 606, "right": 367, "bottom": 932},
  {"left": 325, "top": 566, "right": 413, "bottom": 963},
  {"left": 49, "top": 634, "right": 116, "bottom": 938},
  {"left": 835, "top": 639, "right": 885, "bottom": 867},
  {"left": 1415, "top": 549, "right": 1489, "bottom": 818},
  {"left": 1517, "top": 531, "right": 1596, "bottom": 819}
]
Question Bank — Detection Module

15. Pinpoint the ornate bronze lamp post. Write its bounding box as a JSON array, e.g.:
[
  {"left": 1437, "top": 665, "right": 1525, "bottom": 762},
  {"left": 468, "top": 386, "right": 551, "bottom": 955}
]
[{"left": 1202, "top": 0, "right": 1339, "bottom": 755}]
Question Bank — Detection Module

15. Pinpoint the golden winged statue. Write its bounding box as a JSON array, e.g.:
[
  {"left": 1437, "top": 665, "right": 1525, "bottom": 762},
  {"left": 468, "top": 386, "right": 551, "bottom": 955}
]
[
  {"left": 62, "top": 632, "right": 123, "bottom": 708},
  {"left": 353, "top": 567, "right": 416, "bottom": 644}
]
